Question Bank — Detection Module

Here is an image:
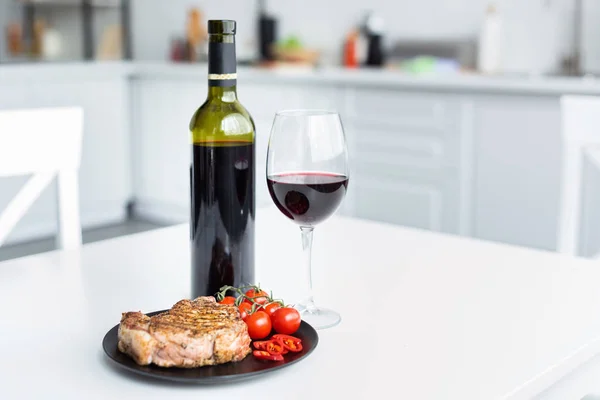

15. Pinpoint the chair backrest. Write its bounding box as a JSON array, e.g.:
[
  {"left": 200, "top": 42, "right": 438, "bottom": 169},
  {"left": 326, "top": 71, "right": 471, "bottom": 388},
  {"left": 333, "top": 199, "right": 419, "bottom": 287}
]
[
  {"left": 0, "top": 107, "right": 84, "bottom": 250},
  {"left": 561, "top": 95, "right": 600, "bottom": 147},
  {"left": 558, "top": 95, "right": 600, "bottom": 257}
]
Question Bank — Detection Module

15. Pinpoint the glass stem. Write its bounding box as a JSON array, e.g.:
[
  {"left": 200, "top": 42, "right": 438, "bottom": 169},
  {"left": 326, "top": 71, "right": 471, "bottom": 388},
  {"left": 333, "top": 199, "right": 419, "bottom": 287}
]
[{"left": 300, "top": 226, "right": 316, "bottom": 312}]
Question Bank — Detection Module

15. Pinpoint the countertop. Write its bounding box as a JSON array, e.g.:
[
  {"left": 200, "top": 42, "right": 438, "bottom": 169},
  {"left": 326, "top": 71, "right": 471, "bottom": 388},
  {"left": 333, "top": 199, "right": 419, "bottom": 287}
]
[
  {"left": 0, "top": 61, "right": 135, "bottom": 82},
  {"left": 137, "top": 63, "right": 600, "bottom": 96},
  {"left": 3, "top": 61, "right": 600, "bottom": 96}
]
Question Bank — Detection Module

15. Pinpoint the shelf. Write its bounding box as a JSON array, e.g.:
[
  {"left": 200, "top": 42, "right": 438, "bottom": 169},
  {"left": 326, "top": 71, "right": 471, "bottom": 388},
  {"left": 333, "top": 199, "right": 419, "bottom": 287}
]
[
  {"left": 18, "top": 0, "right": 120, "bottom": 8},
  {"left": 11, "top": 0, "right": 132, "bottom": 61}
]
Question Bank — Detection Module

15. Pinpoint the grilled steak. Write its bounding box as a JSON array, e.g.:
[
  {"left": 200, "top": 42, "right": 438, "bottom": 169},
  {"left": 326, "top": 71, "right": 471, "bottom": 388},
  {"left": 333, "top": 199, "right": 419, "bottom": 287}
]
[{"left": 117, "top": 296, "right": 251, "bottom": 368}]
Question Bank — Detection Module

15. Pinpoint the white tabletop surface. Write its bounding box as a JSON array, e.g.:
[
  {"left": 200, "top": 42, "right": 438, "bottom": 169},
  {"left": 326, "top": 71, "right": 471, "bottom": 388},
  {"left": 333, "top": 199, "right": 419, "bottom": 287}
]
[{"left": 2, "top": 206, "right": 600, "bottom": 400}]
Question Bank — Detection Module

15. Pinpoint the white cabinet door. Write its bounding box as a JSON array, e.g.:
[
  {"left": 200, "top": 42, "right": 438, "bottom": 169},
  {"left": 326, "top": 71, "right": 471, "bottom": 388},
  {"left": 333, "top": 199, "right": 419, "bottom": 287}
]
[
  {"left": 349, "top": 158, "right": 460, "bottom": 233},
  {"left": 0, "top": 78, "right": 131, "bottom": 244},
  {"left": 354, "top": 177, "right": 444, "bottom": 231},
  {"left": 472, "top": 96, "right": 561, "bottom": 251},
  {"left": 344, "top": 88, "right": 468, "bottom": 234}
]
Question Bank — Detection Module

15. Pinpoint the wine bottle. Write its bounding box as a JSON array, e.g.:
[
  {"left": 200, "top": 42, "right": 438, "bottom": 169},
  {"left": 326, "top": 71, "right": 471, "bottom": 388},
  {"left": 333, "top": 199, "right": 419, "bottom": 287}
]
[{"left": 189, "top": 20, "right": 255, "bottom": 298}]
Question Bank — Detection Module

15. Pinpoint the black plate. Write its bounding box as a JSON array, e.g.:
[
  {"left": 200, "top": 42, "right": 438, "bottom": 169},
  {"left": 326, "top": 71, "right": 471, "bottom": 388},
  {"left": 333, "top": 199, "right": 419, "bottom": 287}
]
[{"left": 102, "top": 310, "right": 318, "bottom": 383}]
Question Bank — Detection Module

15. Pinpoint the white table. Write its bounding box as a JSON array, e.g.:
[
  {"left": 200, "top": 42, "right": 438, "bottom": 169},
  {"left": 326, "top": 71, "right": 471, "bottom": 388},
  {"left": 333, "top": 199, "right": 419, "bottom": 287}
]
[{"left": 2, "top": 206, "right": 600, "bottom": 400}]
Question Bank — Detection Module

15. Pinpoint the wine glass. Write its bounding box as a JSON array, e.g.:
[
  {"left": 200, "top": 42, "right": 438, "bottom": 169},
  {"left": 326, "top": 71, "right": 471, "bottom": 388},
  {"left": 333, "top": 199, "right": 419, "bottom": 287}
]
[{"left": 266, "top": 109, "right": 349, "bottom": 330}]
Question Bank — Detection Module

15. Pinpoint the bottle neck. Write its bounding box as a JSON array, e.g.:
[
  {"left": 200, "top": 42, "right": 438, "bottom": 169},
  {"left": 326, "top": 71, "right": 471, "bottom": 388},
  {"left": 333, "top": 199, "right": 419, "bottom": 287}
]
[
  {"left": 207, "top": 85, "right": 238, "bottom": 102},
  {"left": 207, "top": 33, "right": 237, "bottom": 91}
]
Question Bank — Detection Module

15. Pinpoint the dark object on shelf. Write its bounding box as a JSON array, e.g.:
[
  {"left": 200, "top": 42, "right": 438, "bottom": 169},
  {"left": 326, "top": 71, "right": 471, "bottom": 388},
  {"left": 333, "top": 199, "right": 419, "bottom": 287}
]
[
  {"left": 82, "top": 0, "right": 93, "bottom": 59},
  {"left": 120, "top": 0, "right": 132, "bottom": 59},
  {"left": 257, "top": 0, "right": 277, "bottom": 61},
  {"left": 258, "top": 16, "right": 277, "bottom": 61},
  {"left": 361, "top": 11, "right": 386, "bottom": 67},
  {"left": 365, "top": 34, "right": 385, "bottom": 67},
  {"left": 563, "top": 0, "right": 581, "bottom": 76},
  {"left": 22, "top": 3, "right": 35, "bottom": 52}
]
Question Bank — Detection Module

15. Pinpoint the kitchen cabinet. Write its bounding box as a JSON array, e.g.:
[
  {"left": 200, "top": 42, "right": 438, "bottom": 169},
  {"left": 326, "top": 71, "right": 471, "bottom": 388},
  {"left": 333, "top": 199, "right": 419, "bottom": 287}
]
[
  {"left": 0, "top": 76, "right": 132, "bottom": 244},
  {"left": 7, "top": 63, "right": 600, "bottom": 256},
  {"left": 122, "top": 64, "right": 600, "bottom": 257}
]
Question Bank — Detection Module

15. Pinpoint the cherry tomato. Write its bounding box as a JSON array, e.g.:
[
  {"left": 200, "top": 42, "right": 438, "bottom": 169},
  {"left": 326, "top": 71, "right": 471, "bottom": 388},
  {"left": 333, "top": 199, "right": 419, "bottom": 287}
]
[
  {"left": 244, "top": 289, "right": 269, "bottom": 305},
  {"left": 238, "top": 302, "right": 252, "bottom": 320},
  {"left": 271, "top": 307, "right": 301, "bottom": 335},
  {"left": 272, "top": 334, "right": 303, "bottom": 352},
  {"left": 245, "top": 310, "right": 272, "bottom": 340},
  {"left": 261, "top": 302, "right": 281, "bottom": 317},
  {"left": 218, "top": 296, "right": 236, "bottom": 305},
  {"left": 253, "top": 350, "right": 283, "bottom": 361}
]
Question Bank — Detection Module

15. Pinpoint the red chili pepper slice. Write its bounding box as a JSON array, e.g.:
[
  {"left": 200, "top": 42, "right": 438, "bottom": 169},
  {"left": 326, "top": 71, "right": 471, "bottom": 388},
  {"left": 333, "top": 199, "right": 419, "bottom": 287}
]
[
  {"left": 265, "top": 339, "right": 285, "bottom": 355},
  {"left": 253, "top": 339, "right": 285, "bottom": 355},
  {"left": 253, "top": 340, "right": 270, "bottom": 351},
  {"left": 272, "top": 334, "right": 303, "bottom": 352},
  {"left": 253, "top": 350, "right": 284, "bottom": 361}
]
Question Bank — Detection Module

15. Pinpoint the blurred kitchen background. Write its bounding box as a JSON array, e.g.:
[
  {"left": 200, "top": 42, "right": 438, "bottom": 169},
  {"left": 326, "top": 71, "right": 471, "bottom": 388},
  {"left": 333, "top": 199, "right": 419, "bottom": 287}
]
[
  {"left": 2, "top": 0, "right": 600, "bottom": 260},
  {"left": 2, "top": 0, "right": 600, "bottom": 74}
]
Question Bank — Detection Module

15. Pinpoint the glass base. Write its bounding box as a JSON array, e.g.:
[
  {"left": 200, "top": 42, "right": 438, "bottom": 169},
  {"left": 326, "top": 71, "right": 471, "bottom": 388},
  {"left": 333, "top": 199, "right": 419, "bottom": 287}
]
[{"left": 297, "top": 305, "right": 341, "bottom": 330}]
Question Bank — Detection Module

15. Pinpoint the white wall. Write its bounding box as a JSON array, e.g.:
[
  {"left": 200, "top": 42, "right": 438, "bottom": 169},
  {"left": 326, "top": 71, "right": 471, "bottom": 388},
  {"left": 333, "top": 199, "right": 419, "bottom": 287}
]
[
  {"left": 130, "top": 0, "right": 256, "bottom": 61},
  {"left": 130, "top": 0, "right": 578, "bottom": 72}
]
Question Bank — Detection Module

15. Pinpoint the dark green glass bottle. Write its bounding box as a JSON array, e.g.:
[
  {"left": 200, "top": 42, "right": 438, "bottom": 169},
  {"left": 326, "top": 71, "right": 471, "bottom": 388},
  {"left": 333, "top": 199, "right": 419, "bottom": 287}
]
[{"left": 189, "top": 20, "right": 256, "bottom": 298}]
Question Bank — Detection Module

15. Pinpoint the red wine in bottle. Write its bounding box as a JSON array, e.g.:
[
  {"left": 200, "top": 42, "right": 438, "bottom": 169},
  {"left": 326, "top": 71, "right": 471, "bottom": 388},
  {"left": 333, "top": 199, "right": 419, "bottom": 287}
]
[{"left": 189, "top": 20, "right": 256, "bottom": 298}]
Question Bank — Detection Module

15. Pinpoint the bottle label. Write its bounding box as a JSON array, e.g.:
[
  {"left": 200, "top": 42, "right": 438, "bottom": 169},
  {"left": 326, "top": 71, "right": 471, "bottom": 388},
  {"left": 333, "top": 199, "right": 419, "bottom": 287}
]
[{"left": 209, "top": 42, "right": 236, "bottom": 87}]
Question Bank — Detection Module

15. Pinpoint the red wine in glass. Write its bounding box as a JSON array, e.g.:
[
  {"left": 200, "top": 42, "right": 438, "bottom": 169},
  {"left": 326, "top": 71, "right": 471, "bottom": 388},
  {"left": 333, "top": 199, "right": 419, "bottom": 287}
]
[{"left": 267, "top": 172, "right": 349, "bottom": 226}]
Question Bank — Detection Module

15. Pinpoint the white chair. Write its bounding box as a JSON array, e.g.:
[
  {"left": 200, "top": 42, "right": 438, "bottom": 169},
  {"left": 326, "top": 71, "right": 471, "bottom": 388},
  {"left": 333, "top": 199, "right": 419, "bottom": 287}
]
[
  {"left": 0, "top": 107, "right": 84, "bottom": 250},
  {"left": 558, "top": 95, "right": 600, "bottom": 258}
]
